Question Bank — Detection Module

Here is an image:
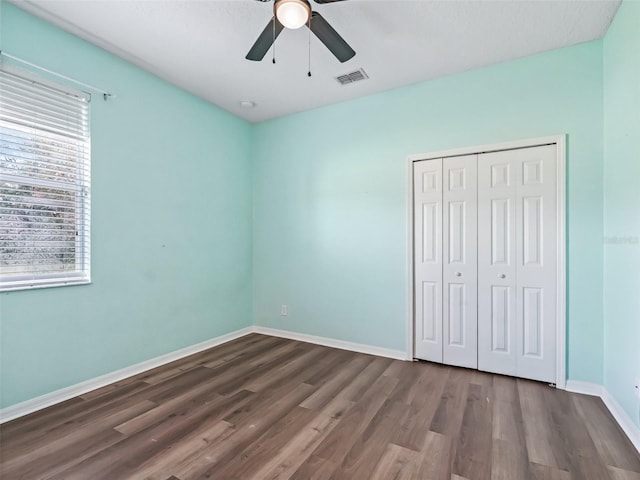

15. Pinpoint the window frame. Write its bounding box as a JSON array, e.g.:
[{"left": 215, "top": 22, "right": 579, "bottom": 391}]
[{"left": 0, "top": 64, "right": 91, "bottom": 292}]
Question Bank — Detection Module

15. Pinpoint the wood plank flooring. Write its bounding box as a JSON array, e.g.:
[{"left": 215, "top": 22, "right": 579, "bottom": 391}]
[{"left": 1, "top": 333, "right": 639, "bottom": 480}]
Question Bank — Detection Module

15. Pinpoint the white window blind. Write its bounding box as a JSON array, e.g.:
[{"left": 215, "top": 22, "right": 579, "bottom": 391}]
[{"left": 0, "top": 65, "right": 91, "bottom": 291}]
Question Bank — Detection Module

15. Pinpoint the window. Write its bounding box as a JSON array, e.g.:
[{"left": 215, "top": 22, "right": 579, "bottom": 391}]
[{"left": 0, "top": 65, "right": 91, "bottom": 291}]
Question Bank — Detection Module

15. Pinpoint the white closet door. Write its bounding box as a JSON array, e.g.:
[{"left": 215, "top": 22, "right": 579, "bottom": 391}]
[
  {"left": 413, "top": 159, "right": 443, "bottom": 362},
  {"left": 442, "top": 155, "right": 478, "bottom": 368},
  {"left": 478, "top": 151, "right": 518, "bottom": 376},
  {"left": 478, "top": 145, "right": 557, "bottom": 382},
  {"left": 515, "top": 145, "right": 557, "bottom": 382}
]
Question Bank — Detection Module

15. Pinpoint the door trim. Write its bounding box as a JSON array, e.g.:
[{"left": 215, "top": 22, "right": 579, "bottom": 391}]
[{"left": 406, "top": 135, "right": 567, "bottom": 388}]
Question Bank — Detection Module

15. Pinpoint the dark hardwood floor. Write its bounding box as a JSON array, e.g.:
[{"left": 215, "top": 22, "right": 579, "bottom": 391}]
[{"left": 1, "top": 333, "right": 639, "bottom": 480}]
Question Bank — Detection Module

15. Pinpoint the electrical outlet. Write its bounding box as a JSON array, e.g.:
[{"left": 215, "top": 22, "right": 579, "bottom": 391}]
[
  {"left": 280, "top": 305, "right": 288, "bottom": 316},
  {"left": 635, "top": 378, "right": 640, "bottom": 399}
]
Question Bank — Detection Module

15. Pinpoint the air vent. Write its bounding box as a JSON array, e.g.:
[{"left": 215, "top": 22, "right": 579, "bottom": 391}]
[{"left": 336, "top": 68, "right": 369, "bottom": 86}]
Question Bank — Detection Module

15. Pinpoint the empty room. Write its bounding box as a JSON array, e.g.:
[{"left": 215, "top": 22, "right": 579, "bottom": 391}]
[{"left": 0, "top": 0, "right": 639, "bottom": 478}]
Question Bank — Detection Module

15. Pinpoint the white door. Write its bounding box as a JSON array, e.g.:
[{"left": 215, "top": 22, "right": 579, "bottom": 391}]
[
  {"left": 413, "top": 158, "right": 443, "bottom": 362},
  {"left": 477, "top": 151, "right": 517, "bottom": 375},
  {"left": 477, "top": 145, "right": 557, "bottom": 382},
  {"left": 442, "top": 155, "right": 478, "bottom": 369}
]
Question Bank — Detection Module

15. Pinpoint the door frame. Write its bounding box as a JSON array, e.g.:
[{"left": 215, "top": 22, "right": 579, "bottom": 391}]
[{"left": 406, "top": 135, "right": 567, "bottom": 389}]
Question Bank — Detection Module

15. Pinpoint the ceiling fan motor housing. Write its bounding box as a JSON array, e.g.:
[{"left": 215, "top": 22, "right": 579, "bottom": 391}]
[{"left": 274, "top": 0, "right": 312, "bottom": 29}]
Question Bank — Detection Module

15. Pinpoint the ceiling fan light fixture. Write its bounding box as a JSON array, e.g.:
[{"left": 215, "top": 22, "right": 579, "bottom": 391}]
[{"left": 275, "top": 0, "right": 311, "bottom": 30}]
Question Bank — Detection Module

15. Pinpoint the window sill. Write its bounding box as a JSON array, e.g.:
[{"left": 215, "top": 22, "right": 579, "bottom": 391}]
[{"left": 0, "top": 278, "right": 92, "bottom": 293}]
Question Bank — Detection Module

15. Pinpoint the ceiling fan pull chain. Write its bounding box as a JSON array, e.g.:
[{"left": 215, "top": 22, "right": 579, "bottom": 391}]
[
  {"left": 273, "top": 17, "right": 277, "bottom": 64},
  {"left": 307, "top": 15, "right": 312, "bottom": 77}
]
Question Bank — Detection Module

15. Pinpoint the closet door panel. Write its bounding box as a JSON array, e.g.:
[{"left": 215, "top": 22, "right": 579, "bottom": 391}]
[
  {"left": 478, "top": 151, "right": 517, "bottom": 376},
  {"left": 442, "top": 155, "right": 477, "bottom": 369},
  {"left": 515, "top": 145, "right": 557, "bottom": 382},
  {"left": 413, "top": 159, "right": 443, "bottom": 362}
]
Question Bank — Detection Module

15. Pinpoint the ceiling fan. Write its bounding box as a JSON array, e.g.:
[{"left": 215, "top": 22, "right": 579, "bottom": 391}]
[{"left": 246, "top": 0, "right": 356, "bottom": 63}]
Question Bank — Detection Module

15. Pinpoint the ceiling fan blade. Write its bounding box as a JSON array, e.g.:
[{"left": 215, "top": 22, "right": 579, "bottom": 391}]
[
  {"left": 313, "top": 0, "right": 349, "bottom": 3},
  {"left": 246, "top": 17, "right": 285, "bottom": 61},
  {"left": 308, "top": 11, "right": 355, "bottom": 63}
]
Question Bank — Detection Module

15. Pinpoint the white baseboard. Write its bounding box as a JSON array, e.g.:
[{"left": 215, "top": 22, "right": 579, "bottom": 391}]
[
  {"left": 0, "top": 327, "right": 253, "bottom": 424},
  {"left": 565, "top": 380, "right": 605, "bottom": 397},
  {"left": 565, "top": 380, "right": 640, "bottom": 453},
  {"left": 252, "top": 326, "right": 408, "bottom": 361},
  {"left": 601, "top": 388, "right": 640, "bottom": 454}
]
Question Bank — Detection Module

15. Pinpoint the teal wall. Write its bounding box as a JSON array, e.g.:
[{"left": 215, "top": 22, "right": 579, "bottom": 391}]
[
  {"left": 603, "top": 0, "right": 640, "bottom": 427},
  {"left": 0, "top": 3, "right": 253, "bottom": 408},
  {"left": 252, "top": 42, "right": 605, "bottom": 384}
]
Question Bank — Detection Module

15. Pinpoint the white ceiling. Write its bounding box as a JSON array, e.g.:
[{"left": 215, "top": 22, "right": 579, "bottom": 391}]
[{"left": 8, "top": 0, "right": 620, "bottom": 123}]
